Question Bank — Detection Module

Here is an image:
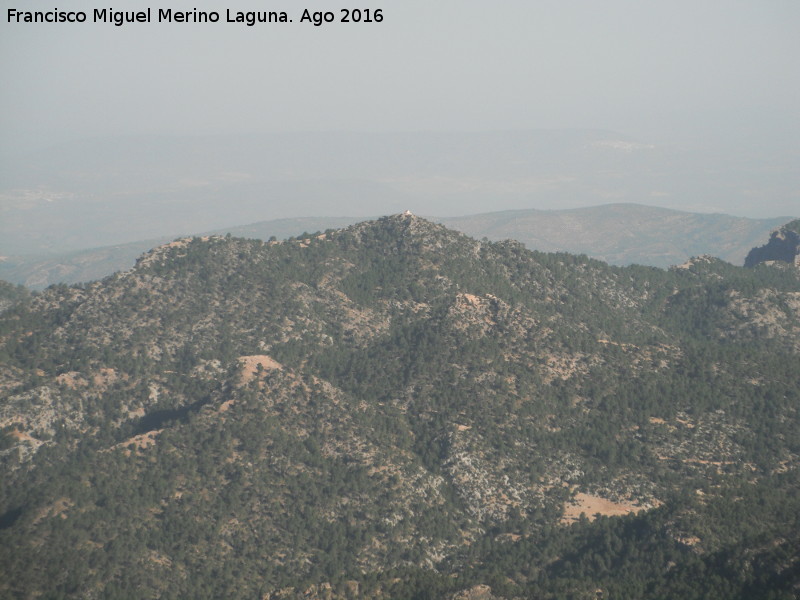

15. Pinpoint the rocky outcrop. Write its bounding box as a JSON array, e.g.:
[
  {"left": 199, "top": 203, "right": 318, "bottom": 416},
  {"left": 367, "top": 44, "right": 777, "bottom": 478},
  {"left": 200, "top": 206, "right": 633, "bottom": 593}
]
[
  {"left": 448, "top": 585, "right": 504, "bottom": 600},
  {"left": 744, "top": 220, "right": 800, "bottom": 268}
]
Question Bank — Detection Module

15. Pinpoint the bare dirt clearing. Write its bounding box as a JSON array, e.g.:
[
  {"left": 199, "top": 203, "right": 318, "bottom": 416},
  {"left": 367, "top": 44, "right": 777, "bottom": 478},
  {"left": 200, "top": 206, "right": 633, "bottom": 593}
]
[
  {"left": 561, "top": 492, "right": 649, "bottom": 524},
  {"left": 238, "top": 355, "right": 283, "bottom": 385}
]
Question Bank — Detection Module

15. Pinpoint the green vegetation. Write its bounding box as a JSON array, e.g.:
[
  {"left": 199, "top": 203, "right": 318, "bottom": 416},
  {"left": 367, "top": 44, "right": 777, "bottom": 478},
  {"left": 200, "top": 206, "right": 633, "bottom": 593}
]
[
  {"left": 784, "top": 219, "right": 800, "bottom": 235},
  {"left": 0, "top": 280, "right": 29, "bottom": 313},
  {"left": 0, "top": 215, "right": 798, "bottom": 598}
]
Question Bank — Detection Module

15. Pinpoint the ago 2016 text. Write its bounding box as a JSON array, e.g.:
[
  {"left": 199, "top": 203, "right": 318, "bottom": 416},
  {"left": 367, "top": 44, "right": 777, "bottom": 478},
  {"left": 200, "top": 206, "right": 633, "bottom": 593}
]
[{"left": 300, "top": 9, "right": 384, "bottom": 26}]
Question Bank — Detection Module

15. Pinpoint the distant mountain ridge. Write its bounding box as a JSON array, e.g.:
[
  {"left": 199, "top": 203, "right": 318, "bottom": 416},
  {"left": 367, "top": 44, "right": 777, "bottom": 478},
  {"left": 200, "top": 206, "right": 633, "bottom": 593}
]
[
  {"left": 439, "top": 204, "right": 791, "bottom": 268},
  {"left": 0, "top": 204, "right": 792, "bottom": 289}
]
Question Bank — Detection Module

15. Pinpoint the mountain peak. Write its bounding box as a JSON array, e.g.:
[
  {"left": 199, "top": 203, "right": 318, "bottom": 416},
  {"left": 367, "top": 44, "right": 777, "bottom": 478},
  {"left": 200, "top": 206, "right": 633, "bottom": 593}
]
[{"left": 341, "top": 212, "right": 470, "bottom": 252}]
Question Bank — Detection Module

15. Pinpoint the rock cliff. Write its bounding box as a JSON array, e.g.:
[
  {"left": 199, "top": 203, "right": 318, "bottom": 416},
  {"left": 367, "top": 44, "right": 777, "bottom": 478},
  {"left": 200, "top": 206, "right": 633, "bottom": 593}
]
[{"left": 744, "top": 219, "right": 800, "bottom": 268}]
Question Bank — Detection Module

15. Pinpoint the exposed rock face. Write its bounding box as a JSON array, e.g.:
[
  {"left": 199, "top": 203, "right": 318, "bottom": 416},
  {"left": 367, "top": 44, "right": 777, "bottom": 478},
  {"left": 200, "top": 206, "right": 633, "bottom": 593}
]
[
  {"left": 745, "top": 220, "right": 800, "bottom": 268},
  {"left": 448, "top": 585, "right": 502, "bottom": 600}
]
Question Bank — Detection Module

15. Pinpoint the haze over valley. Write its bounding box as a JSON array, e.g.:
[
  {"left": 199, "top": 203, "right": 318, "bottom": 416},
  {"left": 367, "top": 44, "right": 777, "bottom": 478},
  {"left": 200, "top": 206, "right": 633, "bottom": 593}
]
[
  {"left": 2, "top": 129, "right": 797, "bottom": 258},
  {"left": 1, "top": 129, "right": 795, "bottom": 289}
]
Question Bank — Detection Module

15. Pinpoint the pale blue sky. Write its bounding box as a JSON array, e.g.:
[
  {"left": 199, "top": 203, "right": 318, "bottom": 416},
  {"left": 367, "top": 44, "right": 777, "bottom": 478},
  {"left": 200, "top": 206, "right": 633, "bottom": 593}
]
[
  {"left": 2, "top": 0, "right": 798, "bottom": 140},
  {"left": 1, "top": 0, "right": 798, "bottom": 219}
]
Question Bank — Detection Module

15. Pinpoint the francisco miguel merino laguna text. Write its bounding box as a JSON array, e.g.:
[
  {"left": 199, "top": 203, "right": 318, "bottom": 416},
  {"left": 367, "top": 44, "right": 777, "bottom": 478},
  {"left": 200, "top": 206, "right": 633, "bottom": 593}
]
[{"left": 6, "top": 7, "right": 385, "bottom": 26}]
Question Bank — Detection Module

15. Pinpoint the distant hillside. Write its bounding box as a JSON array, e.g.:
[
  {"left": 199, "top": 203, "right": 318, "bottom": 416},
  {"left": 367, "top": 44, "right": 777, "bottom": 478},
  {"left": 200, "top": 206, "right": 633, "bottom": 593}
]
[
  {"left": 1, "top": 205, "right": 791, "bottom": 289},
  {"left": 0, "top": 218, "right": 368, "bottom": 290},
  {"left": 0, "top": 238, "right": 172, "bottom": 290},
  {"left": 439, "top": 204, "right": 790, "bottom": 268}
]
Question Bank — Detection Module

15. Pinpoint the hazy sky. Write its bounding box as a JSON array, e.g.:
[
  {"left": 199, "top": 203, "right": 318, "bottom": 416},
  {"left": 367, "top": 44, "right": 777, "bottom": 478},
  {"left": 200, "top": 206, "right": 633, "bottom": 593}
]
[
  {"left": 1, "top": 0, "right": 798, "bottom": 220},
  {"left": 2, "top": 0, "right": 798, "bottom": 141}
]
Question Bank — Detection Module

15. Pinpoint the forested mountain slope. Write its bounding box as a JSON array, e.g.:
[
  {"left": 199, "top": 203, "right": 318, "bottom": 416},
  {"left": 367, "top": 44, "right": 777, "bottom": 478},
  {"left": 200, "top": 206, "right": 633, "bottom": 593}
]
[{"left": 1, "top": 214, "right": 798, "bottom": 599}]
